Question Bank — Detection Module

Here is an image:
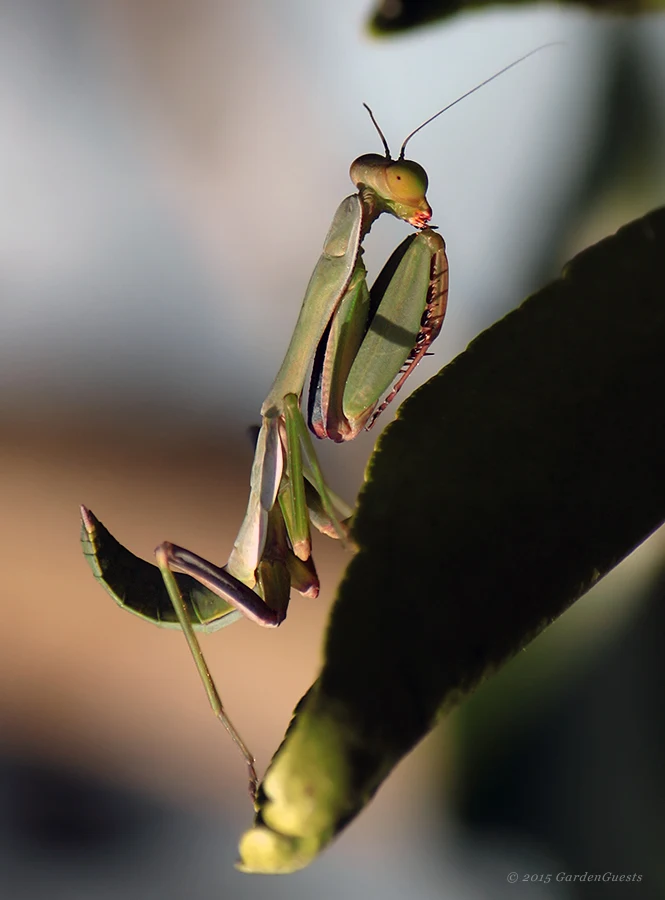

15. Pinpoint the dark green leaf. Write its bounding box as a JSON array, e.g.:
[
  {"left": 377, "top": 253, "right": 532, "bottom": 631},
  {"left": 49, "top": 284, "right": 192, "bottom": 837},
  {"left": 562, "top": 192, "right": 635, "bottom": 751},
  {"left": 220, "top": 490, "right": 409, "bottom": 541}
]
[{"left": 238, "top": 207, "right": 665, "bottom": 873}]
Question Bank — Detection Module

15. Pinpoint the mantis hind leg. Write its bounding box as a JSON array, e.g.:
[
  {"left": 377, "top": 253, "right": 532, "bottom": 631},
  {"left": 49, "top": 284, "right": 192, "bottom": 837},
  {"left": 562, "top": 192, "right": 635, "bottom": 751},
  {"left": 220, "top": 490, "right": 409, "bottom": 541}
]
[
  {"left": 152, "top": 505, "right": 306, "bottom": 801},
  {"left": 155, "top": 542, "right": 260, "bottom": 802}
]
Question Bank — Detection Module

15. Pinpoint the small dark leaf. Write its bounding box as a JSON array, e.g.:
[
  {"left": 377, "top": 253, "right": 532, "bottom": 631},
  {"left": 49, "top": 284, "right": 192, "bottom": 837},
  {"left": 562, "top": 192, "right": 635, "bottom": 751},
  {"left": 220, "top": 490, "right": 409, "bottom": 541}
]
[{"left": 368, "top": 0, "right": 663, "bottom": 34}]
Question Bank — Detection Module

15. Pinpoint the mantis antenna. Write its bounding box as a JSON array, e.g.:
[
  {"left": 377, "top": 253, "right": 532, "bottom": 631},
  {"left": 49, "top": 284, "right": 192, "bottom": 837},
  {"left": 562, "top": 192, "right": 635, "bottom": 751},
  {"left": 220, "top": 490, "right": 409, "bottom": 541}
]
[
  {"left": 363, "top": 102, "right": 392, "bottom": 158},
  {"left": 398, "top": 43, "right": 562, "bottom": 159}
]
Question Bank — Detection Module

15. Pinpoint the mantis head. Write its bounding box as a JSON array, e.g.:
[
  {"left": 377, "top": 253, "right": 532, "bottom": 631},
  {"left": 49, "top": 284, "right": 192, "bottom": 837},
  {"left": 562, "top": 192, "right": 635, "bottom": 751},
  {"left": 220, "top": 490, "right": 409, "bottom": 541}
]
[
  {"left": 350, "top": 153, "right": 431, "bottom": 229},
  {"left": 353, "top": 44, "right": 561, "bottom": 231}
]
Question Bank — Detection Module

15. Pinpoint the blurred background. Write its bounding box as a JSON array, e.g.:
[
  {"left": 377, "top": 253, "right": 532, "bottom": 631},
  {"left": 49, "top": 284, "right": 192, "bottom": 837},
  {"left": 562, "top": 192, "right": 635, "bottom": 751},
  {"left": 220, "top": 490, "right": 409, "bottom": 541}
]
[{"left": 1, "top": 0, "right": 664, "bottom": 897}]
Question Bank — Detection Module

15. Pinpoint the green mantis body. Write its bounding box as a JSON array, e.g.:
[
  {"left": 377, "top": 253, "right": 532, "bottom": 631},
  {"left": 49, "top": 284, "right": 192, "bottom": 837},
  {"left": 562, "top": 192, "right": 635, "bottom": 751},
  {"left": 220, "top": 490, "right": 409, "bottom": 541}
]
[
  {"left": 81, "top": 148, "right": 448, "bottom": 796},
  {"left": 81, "top": 48, "right": 553, "bottom": 798}
]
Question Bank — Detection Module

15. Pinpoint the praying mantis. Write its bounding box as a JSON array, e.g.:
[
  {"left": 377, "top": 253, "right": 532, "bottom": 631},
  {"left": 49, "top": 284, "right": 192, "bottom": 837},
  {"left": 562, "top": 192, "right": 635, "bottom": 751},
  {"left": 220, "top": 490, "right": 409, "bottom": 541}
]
[{"left": 81, "top": 47, "right": 553, "bottom": 800}]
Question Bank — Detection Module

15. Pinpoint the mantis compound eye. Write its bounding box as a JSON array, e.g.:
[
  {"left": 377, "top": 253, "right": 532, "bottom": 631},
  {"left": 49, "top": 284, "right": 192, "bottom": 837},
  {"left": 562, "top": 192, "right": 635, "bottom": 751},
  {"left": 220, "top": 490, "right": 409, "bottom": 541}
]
[{"left": 385, "top": 160, "right": 428, "bottom": 204}]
